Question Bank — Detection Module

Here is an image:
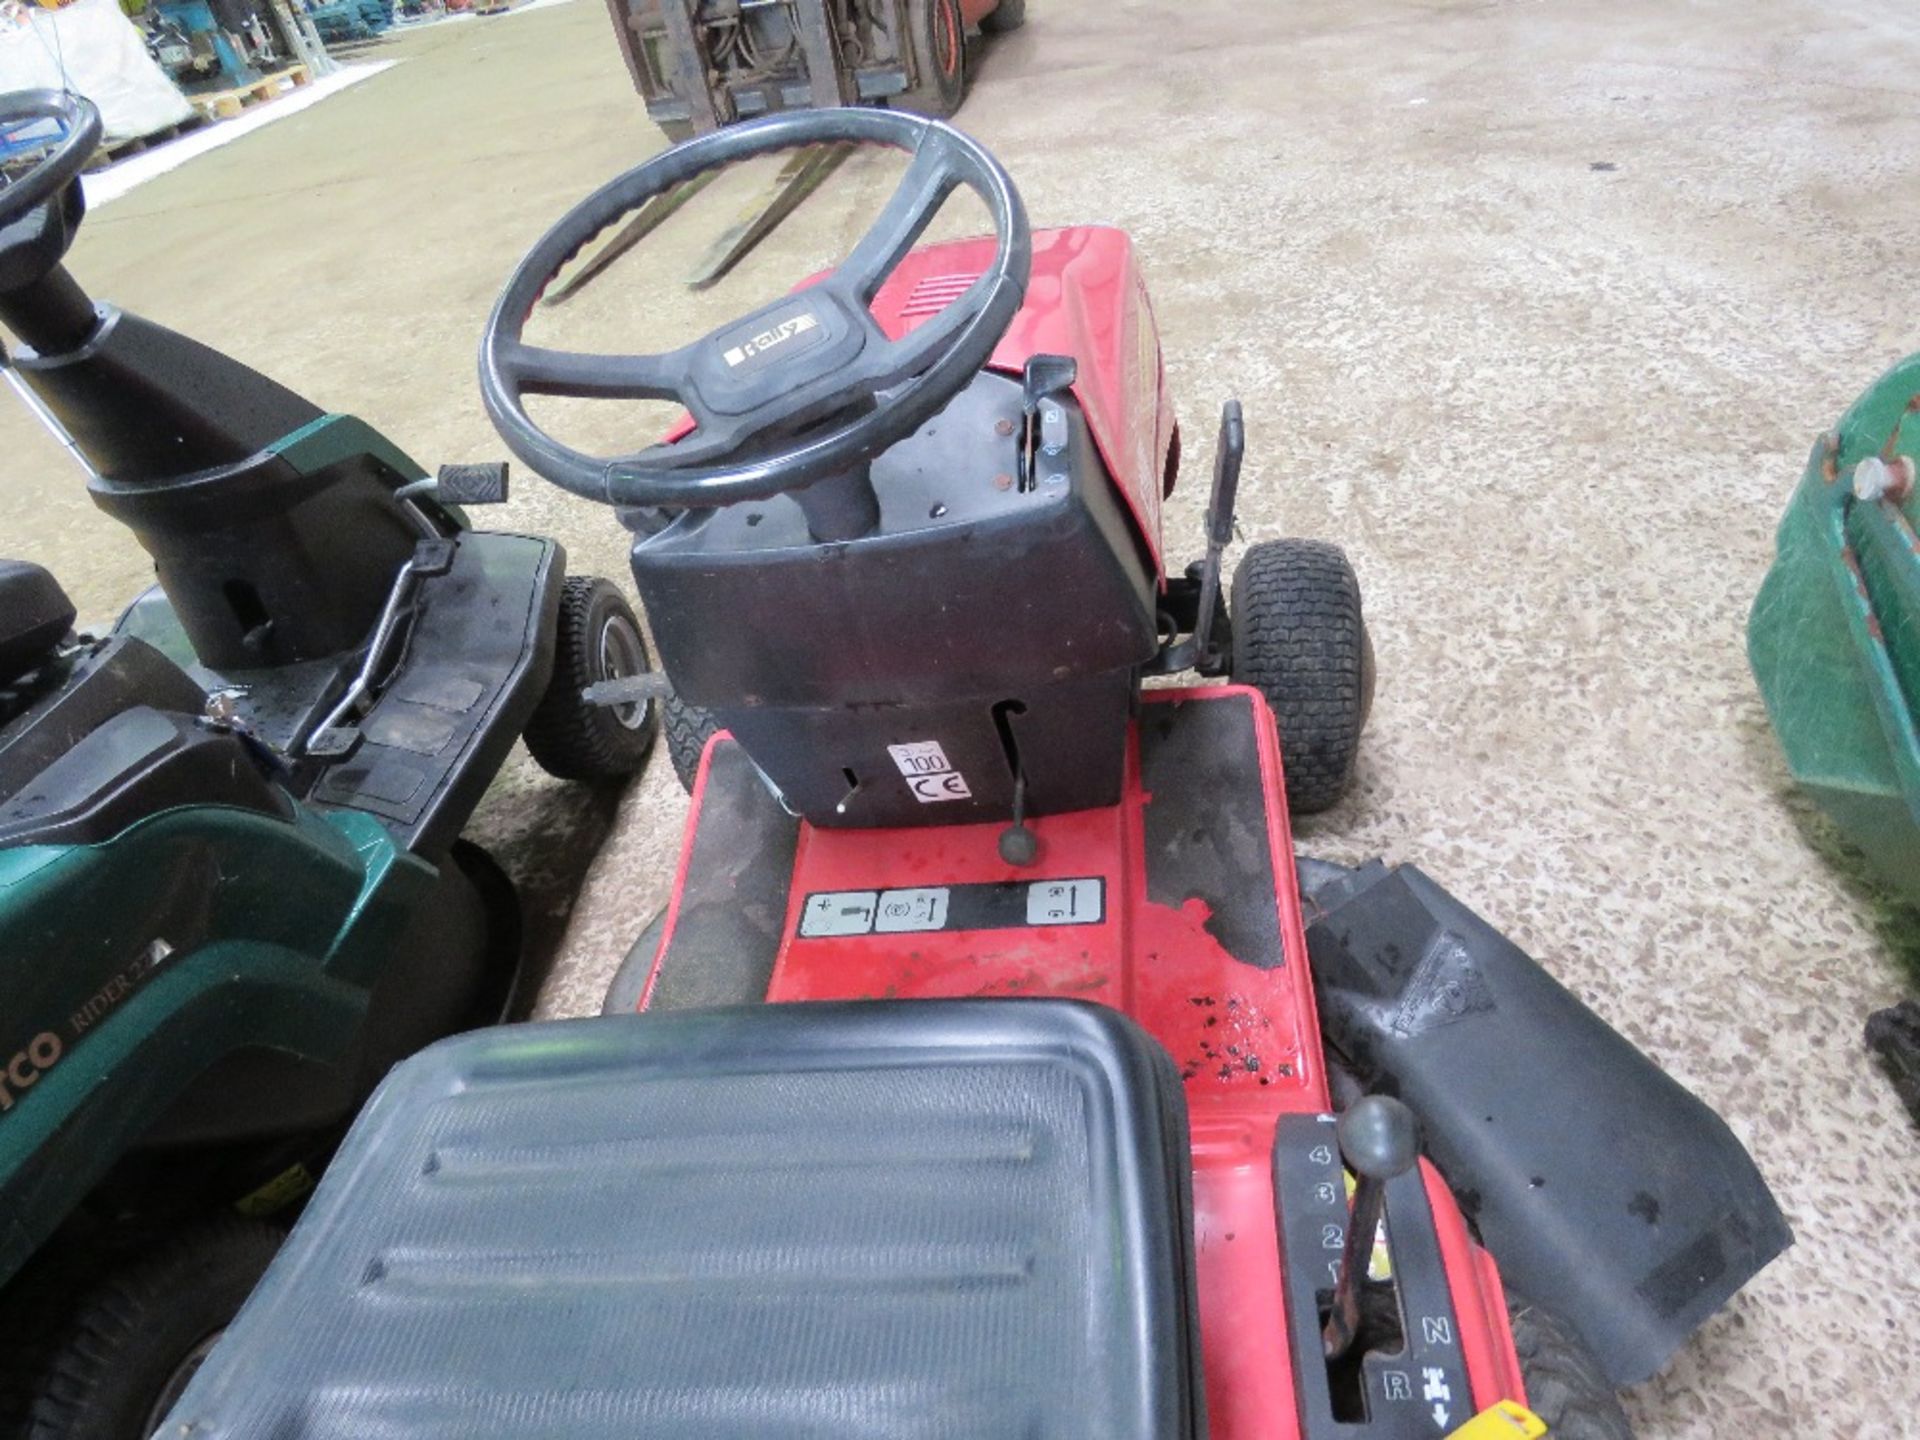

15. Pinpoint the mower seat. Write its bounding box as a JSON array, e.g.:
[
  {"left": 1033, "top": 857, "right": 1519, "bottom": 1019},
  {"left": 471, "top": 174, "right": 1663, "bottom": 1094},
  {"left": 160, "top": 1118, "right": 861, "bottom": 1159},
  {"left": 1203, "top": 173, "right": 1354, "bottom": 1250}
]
[
  {"left": 163, "top": 1001, "right": 1206, "bottom": 1440},
  {"left": 0, "top": 559, "right": 75, "bottom": 686}
]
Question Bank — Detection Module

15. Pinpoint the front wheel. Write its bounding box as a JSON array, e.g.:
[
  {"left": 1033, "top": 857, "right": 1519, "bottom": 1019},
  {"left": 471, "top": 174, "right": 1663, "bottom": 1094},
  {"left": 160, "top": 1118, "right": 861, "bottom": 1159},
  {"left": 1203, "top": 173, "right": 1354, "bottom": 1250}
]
[
  {"left": 662, "top": 694, "right": 721, "bottom": 794},
  {"left": 1229, "top": 538, "right": 1374, "bottom": 815},
  {"left": 27, "top": 1219, "right": 282, "bottom": 1440},
  {"left": 523, "top": 576, "right": 658, "bottom": 783}
]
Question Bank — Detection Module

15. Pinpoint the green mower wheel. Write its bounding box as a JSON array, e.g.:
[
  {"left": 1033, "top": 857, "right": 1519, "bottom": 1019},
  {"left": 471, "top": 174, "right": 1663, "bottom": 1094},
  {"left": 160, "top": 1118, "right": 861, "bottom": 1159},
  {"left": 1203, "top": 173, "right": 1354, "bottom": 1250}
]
[
  {"left": 27, "top": 1218, "right": 282, "bottom": 1440},
  {"left": 523, "top": 576, "right": 657, "bottom": 784}
]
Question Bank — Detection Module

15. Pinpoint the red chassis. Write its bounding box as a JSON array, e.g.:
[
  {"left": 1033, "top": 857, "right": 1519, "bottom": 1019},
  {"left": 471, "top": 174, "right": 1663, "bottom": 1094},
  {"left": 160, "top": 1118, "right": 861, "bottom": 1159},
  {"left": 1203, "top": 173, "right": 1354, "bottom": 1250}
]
[
  {"left": 627, "top": 687, "right": 1527, "bottom": 1440},
  {"left": 627, "top": 223, "right": 1525, "bottom": 1438}
]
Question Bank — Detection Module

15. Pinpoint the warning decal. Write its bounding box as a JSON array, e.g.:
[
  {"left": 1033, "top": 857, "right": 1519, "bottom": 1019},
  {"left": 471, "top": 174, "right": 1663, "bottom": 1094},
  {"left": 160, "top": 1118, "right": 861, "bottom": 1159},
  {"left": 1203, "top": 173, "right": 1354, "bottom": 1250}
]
[{"left": 797, "top": 879, "right": 1106, "bottom": 939}]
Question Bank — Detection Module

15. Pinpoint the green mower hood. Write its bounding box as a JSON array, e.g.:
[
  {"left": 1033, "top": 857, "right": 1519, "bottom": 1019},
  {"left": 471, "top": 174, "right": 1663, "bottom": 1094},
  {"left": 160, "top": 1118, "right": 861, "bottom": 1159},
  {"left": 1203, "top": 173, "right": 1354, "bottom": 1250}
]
[{"left": 1749, "top": 354, "right": 1920, "bottom": 906}]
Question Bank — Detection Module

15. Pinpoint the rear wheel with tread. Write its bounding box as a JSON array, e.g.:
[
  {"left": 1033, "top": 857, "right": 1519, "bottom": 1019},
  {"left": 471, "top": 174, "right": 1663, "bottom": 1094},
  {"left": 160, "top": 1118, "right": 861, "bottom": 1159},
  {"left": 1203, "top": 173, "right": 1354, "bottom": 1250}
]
[
  {"left": 1506, "top": 1288, "right": 1634, "bottom": 1440},
  {"left": 1229, "top": 538, "right": 1374, "bottom": 815},
  {"left": 523, "top": 576, "right": 657, "bottom": 784}
]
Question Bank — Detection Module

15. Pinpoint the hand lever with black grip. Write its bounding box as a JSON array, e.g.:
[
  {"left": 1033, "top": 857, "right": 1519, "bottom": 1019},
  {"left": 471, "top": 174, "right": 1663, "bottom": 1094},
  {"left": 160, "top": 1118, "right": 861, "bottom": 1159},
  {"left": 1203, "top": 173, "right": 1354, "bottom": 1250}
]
[{"left": 1322, "top": 1095, "right": 1420, "bottom": 1360}]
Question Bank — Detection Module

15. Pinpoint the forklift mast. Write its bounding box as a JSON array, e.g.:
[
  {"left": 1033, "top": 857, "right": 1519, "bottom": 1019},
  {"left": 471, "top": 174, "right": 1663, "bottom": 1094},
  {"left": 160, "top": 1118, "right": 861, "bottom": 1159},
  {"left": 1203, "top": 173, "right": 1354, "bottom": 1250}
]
[{"left": 605, "top": 0, "right": 917, "bottom": 135}]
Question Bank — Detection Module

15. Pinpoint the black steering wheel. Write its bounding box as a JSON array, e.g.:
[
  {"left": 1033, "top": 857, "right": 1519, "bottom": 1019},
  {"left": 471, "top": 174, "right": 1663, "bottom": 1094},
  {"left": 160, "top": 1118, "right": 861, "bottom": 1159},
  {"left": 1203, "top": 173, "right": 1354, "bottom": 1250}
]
[
  {"left": 479, "top": 108, "right": 1031, "bottom": 512},
  {"left": 0, "top": 89, "right": 100, "bottom": 226}
]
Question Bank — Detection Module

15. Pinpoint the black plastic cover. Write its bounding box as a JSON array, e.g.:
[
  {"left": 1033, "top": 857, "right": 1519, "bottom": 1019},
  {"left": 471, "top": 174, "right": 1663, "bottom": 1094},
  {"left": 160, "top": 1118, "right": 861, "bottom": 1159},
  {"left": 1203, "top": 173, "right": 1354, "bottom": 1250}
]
[
  {"left": 0, "top": 634, "right": 206, "bottom": 808},
  {"left": 635, "top": 737, "right": 800, "bottom": 1011},
  {"left": 1301, "top": 860, "right": 1792, "bottom": 1386},
  {"left": 166, "top": 1001, "right": 1205, "bottom": 1440},
  {"left": 631, "top": 373, "right": 1158, "bottom": 828},
  {"left": 308, "top": 532, "right": 561, "bottom": 857},
  {"left": 0, "top": 558, "right": 74, "bottom": 685},
  {"left": 0, "top": 706, "right": 288, "bottom": 846}
]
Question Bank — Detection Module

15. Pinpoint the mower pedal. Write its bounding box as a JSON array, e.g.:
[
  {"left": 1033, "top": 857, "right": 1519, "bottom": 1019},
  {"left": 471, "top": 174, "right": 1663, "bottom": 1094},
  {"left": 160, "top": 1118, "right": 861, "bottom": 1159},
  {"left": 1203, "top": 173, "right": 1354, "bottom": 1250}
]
[
  {"left": 411, "top": 537, "right": 457, "bottom": 577},
  {"left": 303, "top": 726, "right": 361, "bottom": 761},
  {"left": 1447, "top": 1402, "right": 1547, "bottom": 1439},
  {"left": 434, "top": 462, "right": 510, "bottom": 505}
]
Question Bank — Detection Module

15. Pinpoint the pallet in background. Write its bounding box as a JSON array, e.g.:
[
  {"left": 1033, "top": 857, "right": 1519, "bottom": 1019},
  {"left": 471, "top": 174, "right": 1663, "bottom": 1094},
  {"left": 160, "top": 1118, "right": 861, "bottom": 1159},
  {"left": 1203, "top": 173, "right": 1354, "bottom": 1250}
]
[
  {"left": 85, "top": 115, "right": 211, "bottom": 172},
  {"left": 187, "top": 64, "right": 313, "bottom": 123}
]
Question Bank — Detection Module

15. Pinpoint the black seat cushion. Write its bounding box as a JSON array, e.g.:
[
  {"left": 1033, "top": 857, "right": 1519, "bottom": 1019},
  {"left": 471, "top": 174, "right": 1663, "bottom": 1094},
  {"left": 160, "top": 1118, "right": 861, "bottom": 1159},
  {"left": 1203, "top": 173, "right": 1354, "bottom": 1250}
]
[
  {"left": 167, "top": 1001, "right": 1204, "bottom": 1440},
  {"left": 0, "top": 559, "right": 75, "bottom": 686}
]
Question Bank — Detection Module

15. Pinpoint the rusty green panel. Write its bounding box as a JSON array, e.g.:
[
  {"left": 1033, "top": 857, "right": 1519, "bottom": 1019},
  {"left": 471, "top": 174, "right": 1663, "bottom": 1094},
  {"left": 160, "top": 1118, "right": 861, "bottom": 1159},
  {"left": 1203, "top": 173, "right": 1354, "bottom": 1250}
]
[{"left": 1749, "top": 355, "right": 1920, "bottom": 906}]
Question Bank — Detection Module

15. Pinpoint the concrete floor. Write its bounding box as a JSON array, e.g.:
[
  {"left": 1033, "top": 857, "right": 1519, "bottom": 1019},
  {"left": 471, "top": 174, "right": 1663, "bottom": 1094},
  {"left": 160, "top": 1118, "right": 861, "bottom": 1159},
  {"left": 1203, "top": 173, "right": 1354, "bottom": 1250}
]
[{"left": 4, "top": 0, "right": 1917, "bottom": 1433}]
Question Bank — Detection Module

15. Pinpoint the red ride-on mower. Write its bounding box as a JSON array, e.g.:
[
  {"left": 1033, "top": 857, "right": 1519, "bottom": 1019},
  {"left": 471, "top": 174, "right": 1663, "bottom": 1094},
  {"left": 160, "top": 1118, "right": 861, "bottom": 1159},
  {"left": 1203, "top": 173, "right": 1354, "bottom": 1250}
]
[{"left": 161, "top": 113, "right": 1788, "bottom": 1440}]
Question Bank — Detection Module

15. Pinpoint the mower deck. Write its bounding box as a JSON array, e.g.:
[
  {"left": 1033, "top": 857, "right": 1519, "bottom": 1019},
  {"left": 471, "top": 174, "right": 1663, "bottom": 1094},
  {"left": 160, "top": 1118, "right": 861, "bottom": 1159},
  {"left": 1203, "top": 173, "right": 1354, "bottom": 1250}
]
[{"left": 630, "top": 687, "right": 1523, "bottom": 1438}]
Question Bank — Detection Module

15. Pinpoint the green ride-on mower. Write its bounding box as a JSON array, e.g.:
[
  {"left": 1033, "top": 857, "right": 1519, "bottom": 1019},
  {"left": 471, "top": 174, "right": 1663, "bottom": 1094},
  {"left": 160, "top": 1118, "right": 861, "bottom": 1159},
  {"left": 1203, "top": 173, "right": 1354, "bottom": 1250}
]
[
  {"left": 0, "top": 91, "right": 655, "bottom": 1437},
  {"left": 1749, "top": 354, "right": 1920, "bottom": 1122},
  {"left": 157, "top": 111, "right": 1786, "bottom": 1440}
]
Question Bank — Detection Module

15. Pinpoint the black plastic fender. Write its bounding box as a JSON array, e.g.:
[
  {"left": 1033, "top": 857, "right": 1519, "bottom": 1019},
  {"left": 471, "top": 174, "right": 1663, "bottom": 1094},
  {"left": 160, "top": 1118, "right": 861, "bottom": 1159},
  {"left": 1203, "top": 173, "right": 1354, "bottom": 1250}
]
[{"left": 1299, "top": 859, "right": 1792, "bottom": 1387}]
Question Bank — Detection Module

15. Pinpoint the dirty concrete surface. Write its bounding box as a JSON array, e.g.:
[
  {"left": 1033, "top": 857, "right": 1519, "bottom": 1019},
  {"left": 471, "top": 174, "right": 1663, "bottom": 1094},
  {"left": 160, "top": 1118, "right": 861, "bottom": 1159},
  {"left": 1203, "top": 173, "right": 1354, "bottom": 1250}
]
[{"left": 2, "top": 0, "right": 1916, "bottom": 1433}]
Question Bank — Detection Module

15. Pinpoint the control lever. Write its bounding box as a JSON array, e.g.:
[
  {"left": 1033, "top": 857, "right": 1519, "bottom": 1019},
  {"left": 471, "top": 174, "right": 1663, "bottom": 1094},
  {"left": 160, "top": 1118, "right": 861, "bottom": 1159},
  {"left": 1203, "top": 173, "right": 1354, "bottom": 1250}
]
[
  {"left": 1019, "top": 354, "right": 1077, "bottom": 489},
  {"left": 1188, "top": 399, "right": 1243, "bottom": 671},
  {"left": 1147, "top": 400, "right": 1243, "bottom": 675},
  {"left": 1322, "top": 1095, "right": 1420, "bottom": 1361}
]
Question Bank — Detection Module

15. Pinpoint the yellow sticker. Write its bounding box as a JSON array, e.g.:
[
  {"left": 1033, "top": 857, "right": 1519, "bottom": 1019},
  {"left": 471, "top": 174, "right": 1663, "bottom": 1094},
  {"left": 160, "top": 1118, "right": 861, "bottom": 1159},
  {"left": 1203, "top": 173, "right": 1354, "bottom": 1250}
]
[
  {"left": 1448, "top": 1400, "right": 1549, "bottom": 1439},
  {"left": 1344, "top": 1171, "right": 1394, "bottom": 1281},
  {"left": 234, "top": 1162, "right": 315, "bottom": 1218}
]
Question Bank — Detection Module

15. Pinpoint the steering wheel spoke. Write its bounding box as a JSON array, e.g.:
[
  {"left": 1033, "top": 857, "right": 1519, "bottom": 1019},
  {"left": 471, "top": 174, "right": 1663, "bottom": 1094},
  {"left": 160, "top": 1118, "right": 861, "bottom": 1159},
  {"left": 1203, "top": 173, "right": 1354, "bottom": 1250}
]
[
  {"left": 837, "top": 133, "right": 964, "bottom": 305},
  {"left": 497, "top": 340, "right": 690, "bottom": 402}
]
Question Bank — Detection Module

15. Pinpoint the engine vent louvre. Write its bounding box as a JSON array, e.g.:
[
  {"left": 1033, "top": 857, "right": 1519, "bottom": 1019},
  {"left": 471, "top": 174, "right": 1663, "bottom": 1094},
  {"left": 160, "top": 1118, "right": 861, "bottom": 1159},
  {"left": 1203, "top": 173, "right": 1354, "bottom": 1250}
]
[{"left": 898, "top": 271, "right": 981, "bottom": 321}]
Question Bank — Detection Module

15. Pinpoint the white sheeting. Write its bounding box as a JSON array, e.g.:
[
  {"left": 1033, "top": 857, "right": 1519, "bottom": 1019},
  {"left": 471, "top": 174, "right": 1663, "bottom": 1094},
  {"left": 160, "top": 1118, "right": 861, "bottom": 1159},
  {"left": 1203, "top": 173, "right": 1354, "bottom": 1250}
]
[
  {"left": 0, "top": 0, "right": 194, "bottom": 145},
  {"left": 81, "top": 58, "right": 392, "bottom": 207}
]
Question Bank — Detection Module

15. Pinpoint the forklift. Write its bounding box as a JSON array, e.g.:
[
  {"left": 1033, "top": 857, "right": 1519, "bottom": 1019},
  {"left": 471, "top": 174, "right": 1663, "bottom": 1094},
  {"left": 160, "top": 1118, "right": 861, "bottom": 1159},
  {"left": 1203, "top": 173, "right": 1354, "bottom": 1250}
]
[{"left": 606, "top": 0, "right": 1025, "bottom": 140}]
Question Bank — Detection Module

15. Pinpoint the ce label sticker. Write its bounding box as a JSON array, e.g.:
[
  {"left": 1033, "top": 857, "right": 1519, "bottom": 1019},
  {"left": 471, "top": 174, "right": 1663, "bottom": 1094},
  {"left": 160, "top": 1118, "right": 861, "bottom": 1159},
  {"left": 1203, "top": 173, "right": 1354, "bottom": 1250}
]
[{"left": 909, "top": 772, "right": 972, "bottom": 802}]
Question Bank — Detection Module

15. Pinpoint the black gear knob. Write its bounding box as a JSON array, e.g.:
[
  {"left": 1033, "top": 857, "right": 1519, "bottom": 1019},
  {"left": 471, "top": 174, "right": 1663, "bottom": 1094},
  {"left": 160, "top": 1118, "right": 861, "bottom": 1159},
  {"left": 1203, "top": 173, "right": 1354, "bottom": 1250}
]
[
  {"left": 1323, "top": 1096, "right": 1422, "bottom": 1361},
  {"left": 1336, "top": 1095, "right": 1420, "bottom": 1182}
]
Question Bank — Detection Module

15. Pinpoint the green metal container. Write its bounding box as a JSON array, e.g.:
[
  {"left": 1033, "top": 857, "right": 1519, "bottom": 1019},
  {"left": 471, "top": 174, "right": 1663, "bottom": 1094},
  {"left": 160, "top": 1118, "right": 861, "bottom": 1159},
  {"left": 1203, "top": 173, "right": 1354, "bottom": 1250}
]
[{"left": 1749, "top": 355, "right": 1920, "bottom": 905}]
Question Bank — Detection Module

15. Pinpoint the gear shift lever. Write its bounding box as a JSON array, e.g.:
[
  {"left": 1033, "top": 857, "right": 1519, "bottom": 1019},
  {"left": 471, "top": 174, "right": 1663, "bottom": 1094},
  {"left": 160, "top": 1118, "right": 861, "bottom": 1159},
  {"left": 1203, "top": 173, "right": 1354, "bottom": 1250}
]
[{"left": 1322, "top": 1095, "right": 1420, "bottom": 1360}]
